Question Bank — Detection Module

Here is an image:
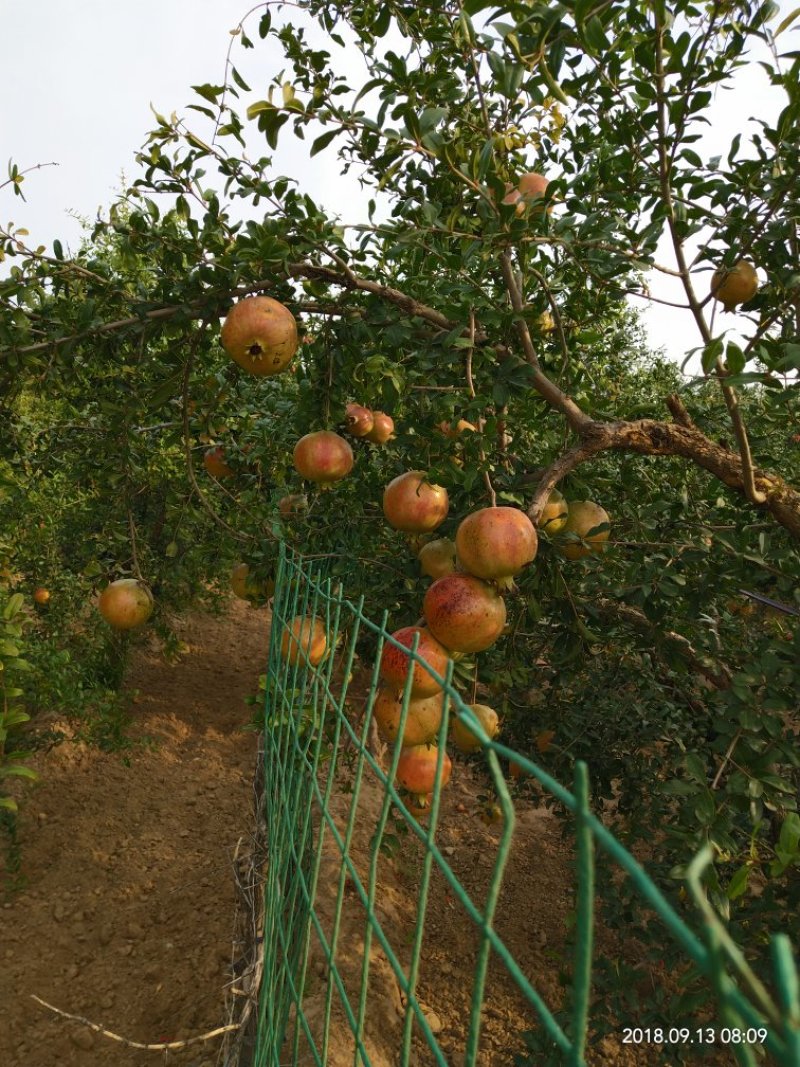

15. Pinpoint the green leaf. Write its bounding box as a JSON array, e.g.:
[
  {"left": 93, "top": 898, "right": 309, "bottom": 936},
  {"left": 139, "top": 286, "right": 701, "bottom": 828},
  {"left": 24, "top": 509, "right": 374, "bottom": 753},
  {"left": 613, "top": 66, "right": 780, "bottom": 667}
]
[
  {"left": 247, "top": 100, "right": 276, "bottom": 120},
  {"left": 310, "top": 128, "right": 343, "bottom": 157},
  {"left": 726, "top": 865, "right": 750, "bottom": 900},
  {"left": 192, "top": 83, "right": 224, "bottom": 104},
  {"left": 701, "top": 337, "right": 723, "bottom": 374}
]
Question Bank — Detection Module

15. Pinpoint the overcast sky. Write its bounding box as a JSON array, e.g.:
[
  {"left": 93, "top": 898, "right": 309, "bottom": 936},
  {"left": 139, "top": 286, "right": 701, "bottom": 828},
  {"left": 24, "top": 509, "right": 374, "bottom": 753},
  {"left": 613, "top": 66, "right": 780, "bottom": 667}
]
[{"left": 2, "top": 1, "right": 796, "bottom": 369}]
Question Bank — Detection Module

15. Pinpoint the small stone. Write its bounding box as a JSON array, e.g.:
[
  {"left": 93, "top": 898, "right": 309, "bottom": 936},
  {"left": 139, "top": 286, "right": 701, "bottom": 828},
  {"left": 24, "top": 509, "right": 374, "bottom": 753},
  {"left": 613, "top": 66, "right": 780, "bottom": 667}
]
[
  {"left": 37, "top": 812, "right": 48, "bottom": 822},
  {"left": 100, "top": 994, "right": 115, "bottom": 1009},
  {"left": 65, "top": 963, "right": 80, "bottom": 979},
  {"left": 69, "top": 1028, "right": 95, "bottom": 1051},
  {"left": 98, "top": 925, "right": 114, "bottom": 946},
  {"left": 126, "top": 922, "right": 145, "bottom": 941},
  {"left": 52, "top": 903, "right": 67, "bottom": 922},
  {"left": 424, "top": 1009, "right": 443, "bottom": 1035}
]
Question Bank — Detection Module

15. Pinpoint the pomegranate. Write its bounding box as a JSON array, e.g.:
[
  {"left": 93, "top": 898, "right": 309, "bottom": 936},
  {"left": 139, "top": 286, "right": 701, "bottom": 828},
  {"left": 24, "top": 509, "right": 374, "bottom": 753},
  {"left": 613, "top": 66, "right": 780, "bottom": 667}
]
[
  {"left": 418, "top": 537, "right": 458, "bottom": 579},
  {"left": 364, "top": 411, "right": 395, "bottom": 444},
  {"left": 401, "top": 790, "right": 434, "bottom": 819},
  {"left": 502, "top": 172, "right": 550, "bottom": 215},
  {"left": 423, "top": 573, "right": 507, "bottom": 653},
  {"left": 450, "top": 704, "right": 500, "bottom": 754},
  {"left": 278, "top": 493, "right": 309, "bottom": 518},
  {"left": 98, "top": 579, "right": 154, "bottom": 631},
  {"left": 280, "top": 616, "right": 328, "bottom": 667},
  {"left": 372, "top": 687, "right": 444, "bottom": 746},
  {"left": 383, "top": 471, "right": 449, "bottom": 533},
  {"left": 396, "top": 743, "right": 452, "bottom": 794},
  {"left": 538, "top": 489, "right": 569, "bottom": 534},
  {"left": 293, "top": 431, "right": 354, "bottom": 488},
  {"left": 203, "top": 446, "right": 234, "bottom": 480},
  {"left": 537, "top": 310, "right": 555, "bottom": 333},
  {"left": 379, "top": 626, "right": 450, "bottom": 698},
  {"left": 438, "top": 419, "right": 477, "bottom": 438},
  {"left": 558, "top": 500, "right": 610, "bottom": 561},
  {"left": 230, "top": 562, "right": 275, "bottom": 602},
  {"left": 32, "top": 587, "right": 51, "bottom": 605},
  {"left": 711, "top": 261, "right": 758, "bottom": 312},
  {"left": 455, "top": 507, "right": 538, "bottom": 590},
  {"left": 344, "top": 403, "right": 374, "bottom": 438},
  {"left": 220, "top": 296, "right": 298, "bottom": 376}
]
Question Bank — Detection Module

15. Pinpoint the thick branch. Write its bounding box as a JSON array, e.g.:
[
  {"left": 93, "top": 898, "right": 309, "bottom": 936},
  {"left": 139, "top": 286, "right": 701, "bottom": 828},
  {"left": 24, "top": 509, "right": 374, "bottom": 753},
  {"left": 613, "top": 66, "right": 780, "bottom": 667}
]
[{"left": 592, "top": 598, "right": 732, "bottom": 690}]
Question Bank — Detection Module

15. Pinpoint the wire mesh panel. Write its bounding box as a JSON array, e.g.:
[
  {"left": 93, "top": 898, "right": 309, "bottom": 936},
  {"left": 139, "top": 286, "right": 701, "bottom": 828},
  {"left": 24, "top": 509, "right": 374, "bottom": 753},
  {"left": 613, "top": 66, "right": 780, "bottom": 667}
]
[{"left": 252, "top": 546, "right": 800, "bottom": 1067}]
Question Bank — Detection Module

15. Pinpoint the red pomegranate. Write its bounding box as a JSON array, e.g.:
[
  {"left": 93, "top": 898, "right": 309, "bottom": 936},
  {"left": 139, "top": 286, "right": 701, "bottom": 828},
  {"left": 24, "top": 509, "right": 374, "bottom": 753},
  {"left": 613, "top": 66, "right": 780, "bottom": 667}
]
[
  {"left": 344, "top": 403, "right": 374, "bottom": 437},
  {"left": 220, "top": 296, "right": 298, "bottom": 376},
  {"left": 98, "top": 579, "right": 154, "bottom": 631},
  {"left": 396, "top": 743, "right": 452, "bottom": 794},
  {"left": 203, "top": 446, "right": 234, "bottom": 480},
  {"left": 365, "top": 412, "right": 395, "bottom": 444},
  {"left": 372, "top": 687, "right": 444, "bottom": 746},
  {"left": 455, "top": 506, "right": 538, "bottom": 590},
  {"left": 383, "top": 471, "right": 449, "bottom": 533},
  {"left": 423, "top": 573, "right": 506, "bottom": 653},
  {"left": 379, "top": 626, "right": 450, "bottom": 698},
  {"left": 278, "top": 493, "right": 308, "bottom": 518},
  {"left": 401, "top": 790, "right": 434, "bottom": 819},
  {"left": 293, "top": 431, "right": 354, "bottom": 488}
]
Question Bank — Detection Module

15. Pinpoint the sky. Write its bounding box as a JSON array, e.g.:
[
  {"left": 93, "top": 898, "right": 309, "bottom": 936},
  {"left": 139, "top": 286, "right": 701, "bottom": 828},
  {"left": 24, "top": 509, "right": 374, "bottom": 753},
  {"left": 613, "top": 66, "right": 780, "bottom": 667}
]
[{"left": 2, "top": 1, "right": 796, "bottom": 369}]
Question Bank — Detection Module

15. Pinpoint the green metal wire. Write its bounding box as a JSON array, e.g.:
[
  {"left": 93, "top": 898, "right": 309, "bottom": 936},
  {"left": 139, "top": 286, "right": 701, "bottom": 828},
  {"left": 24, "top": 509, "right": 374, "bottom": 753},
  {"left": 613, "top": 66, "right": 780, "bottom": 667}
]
[{"left": 253, "top": 544, "right": 800, "bottom": 1067}]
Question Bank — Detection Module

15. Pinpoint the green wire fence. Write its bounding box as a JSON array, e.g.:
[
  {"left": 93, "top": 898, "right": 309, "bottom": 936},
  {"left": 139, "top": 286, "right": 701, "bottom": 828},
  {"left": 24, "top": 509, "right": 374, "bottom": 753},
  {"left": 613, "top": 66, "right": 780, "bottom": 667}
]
[{"left": 251, "top": 546, "right": 800, "bottom": 1066}]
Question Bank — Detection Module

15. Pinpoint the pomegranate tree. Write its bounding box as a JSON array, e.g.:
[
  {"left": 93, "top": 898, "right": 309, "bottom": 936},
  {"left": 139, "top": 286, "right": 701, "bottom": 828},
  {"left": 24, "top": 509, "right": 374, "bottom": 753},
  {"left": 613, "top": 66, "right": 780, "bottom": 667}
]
[
  {"left": 396, "top": 743, "right": 452, "bottom": 794},
  {"left": 455, "top": 507, "right": 538, "bottom": 590},
  {"left": 293, "top": 431, "right": 354, "bottom": 488},
  {"left": 220, "top": 295, "right": 298, "bottom": 376},
  {"left": 379, "top": 626, "right": 450, "bottom": 698},
  {"left": 98, "top": 579, "right": 154, "bottom": 631},
  {"left": 423, "top": 573, "right": 506, "bottom": 653},
  {"left": 372, "top": 687, "right": 444, "bottom": 746},
  {"left": 383, "top": 471, "right": 449, "bottom": 533}
]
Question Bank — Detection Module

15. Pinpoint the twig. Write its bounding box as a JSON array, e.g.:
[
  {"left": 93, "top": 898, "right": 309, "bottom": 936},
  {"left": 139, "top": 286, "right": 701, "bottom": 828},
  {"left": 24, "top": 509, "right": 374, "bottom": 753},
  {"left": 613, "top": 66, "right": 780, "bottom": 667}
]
[
  {"left": 711, "top": 729, "right": 742, "bottom": 790},
  {"left": 30, "top": 996, "right": 238, "bottom": 1051}
]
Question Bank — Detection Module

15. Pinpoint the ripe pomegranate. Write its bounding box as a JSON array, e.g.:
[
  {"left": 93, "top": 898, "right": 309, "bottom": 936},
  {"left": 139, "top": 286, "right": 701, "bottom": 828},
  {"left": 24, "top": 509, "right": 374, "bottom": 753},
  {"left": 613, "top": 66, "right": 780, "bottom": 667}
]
[
  {"left": 418, "top": 538, "right": 457, "bottom": 579},
  {"left": 32, "top": 587, "right": 51, "bottom": 605},
  {"left": 379, "top": 626, "right": 450, "bottom": 698},
  {"left": 220, "top": 296, "right": 298, "bottom": 375},
  {"left": 280, "top": 616, "right": 328, "bottom": 667},
  {"left": 383, "top": 472, "right": 449, "bottom": 533},
  {"left": 401, "top": 790, "right": 434, "bottom": 819},
  {"left": 450, "top": 704, "right": 500, "bottom": 754},
  {"left": 364, "top": 412, "right": 395, "bottom": 444},
  {"left": 396, "top": 743, "right": 452, "bottom": 794},
  {"left": 203, "top": 446, "right": 234, "bottom": 480},
  {"left": 278, "top": 493, "right": 308, "bottom": 518},
  {"left": 293, "top": 431, "right": 354, "bottom": 488},
  {"left": 455, "top": 507, "right": 538, "bottom": 590},
  {"left": 344, "top": 403, "right": 374, "bottom": 438},
  {"left": 230, "top": 562, "right": 275, "bottom": 602},
  {"left": 98, "top": 579, "right": 154, "bottom": 631},
  {"left": 558, "top": 500, "right": 610, "bottom": 560},
  {"left": 711, "top": 261, "right": 758, "bottom": 312},
  {"left": 423, "top": 573, "right": 507, "bottom": 653},
  {"left": 502, "top": 172, "right": 550, "bottom": 215},
  {"left": 438, "top": 419, "right": 477, "bottom": 438},
  {"left": 538, "top": 489, "right": 569, "bottom": 534},
  {"left": 372, "top": 687, "right": 444, "bottom": 746}
]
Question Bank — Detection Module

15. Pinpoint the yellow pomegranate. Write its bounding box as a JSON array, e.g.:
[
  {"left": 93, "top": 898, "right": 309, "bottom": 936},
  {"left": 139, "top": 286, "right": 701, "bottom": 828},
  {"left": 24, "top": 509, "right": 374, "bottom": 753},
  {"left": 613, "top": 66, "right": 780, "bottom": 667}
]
[
  {"left": 558, "top": 501, "right": 610, "bottom": 561},
  {"left": 538, "top": 489, "right": 569, "bottom": 534},
  {"left": 418, "top": 538, "right": 458, "bottom": 579},
  {"left": 710, "top": 261, "right": 758, "bottom": 312},
  {"left": 221, "top": 296, "right": 298, "bottom": 375},
  {"left": 450, "top": 704, "right": 500, "bottom": 754}
]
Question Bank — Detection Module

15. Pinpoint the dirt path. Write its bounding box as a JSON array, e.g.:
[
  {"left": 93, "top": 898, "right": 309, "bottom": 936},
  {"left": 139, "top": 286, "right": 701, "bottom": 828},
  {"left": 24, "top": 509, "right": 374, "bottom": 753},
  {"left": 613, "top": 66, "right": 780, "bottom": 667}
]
[{"left": 0, "top": 599, "right": 266, "bottom": 1067}]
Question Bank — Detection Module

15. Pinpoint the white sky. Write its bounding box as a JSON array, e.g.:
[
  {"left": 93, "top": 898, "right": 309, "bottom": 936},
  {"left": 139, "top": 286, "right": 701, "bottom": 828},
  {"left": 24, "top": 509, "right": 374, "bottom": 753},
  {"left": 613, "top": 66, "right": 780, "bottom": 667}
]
[{"left": 2, "top": 1, "right": 796, "bottom": 369}]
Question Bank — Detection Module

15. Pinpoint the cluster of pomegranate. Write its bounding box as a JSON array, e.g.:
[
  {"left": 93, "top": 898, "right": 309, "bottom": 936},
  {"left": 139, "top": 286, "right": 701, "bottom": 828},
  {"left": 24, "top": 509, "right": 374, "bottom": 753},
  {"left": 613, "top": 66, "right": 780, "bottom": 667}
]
[
  {"left": 344, "top": 403, "right": 395, "bottom": 444},
  {"left": 539, "top": 489, "right": 611, "bottom": 560}
]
